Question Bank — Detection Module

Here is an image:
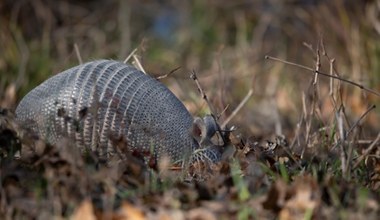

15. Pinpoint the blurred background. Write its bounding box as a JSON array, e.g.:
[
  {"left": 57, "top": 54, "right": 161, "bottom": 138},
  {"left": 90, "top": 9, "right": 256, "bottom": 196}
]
[{"left": 1, "top": 0, "right": 379, "bottom": 139}]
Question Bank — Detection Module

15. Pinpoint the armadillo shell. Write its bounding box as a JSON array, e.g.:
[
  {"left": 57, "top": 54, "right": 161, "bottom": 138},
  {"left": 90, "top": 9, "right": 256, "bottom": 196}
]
[{"left": 16, "top": 60, "right": 197, "bottom": 163}]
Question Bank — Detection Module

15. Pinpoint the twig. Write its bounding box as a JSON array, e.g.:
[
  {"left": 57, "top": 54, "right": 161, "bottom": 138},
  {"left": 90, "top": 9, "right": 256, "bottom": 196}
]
[
  {"left": 216, "top": 45, "right": 227, "bottom": 119},
  {"left": 190, "top": 70, "right": 217, "bottom": 117},
  {"left": 357, "top": 140, "right": 378, "bottom": 145},
  {"left": 302, "top": 42, "right": 316, "bottom": 55},
  {"left": 123, "top": 48, "right": 138, "bottom": 63},
  {"left": 74, "top": 43, "right": 83, "bottom": 65},
  {"left": 320, "top": 38, "right": 341, "bottom": 113},
  {"left": 278, "top": 142, "right": 303, "bottom": 170},
  {"left": 265, "top": 55, "right": 380, "bottom": 97},
  {"left": 132, "top": 54, "right": 146, "bottom": 74},
  {"left": 336, "top": 110, "right": 347, "bottom": 177},
  {"left": 221, "top": 89, "right": 253, "bottom": 128},
  {"left": 320, "top": 36, "right": 327, "bottom": 56},
  {"left": 156, "top": 66, "right": 181, "bottom": 80},
  {"left": 217, "top": 104, "right": 230, "bottom": 120},
  {"left": 300, "top": 92, "right": 309, "bottom": 158},
  {"left": 304, "top": 45, "right": 321, "bottom": 155},
  {"left": 329, "top": 59, "right": 336, "bottom": 96},
  {"left": 313, "top": 47, "right": 321, "bottom": 85},
  {"left": 345, "top": 104, "right": 376, "bottom": 138},
  {"left": 320, "top": 38, "right": 344, "bottom": 110},
  {"left": 353, "top": 132, "right": 380, "bottom": 169},
  {"left": 289, "top": 113, "right": 303, "bottom": 151},
  {"left": 345, "top": 128, "right": 358, "bottom": 177}
]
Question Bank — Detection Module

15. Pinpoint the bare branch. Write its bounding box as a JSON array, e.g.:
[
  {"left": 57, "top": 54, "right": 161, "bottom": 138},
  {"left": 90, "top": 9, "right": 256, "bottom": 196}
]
[
  {"left": 132, "top": 55, "right": 146, "bottom": 74},
  {"left": 313, "top": 48, "right": 321, "bottom": 85},
  {"left": 190, "top": 70, "right": 217, "bottom": 117},
  {"left": 302, "top": 42, "right": 315, "bottom": 55},
  {"left": 336, "top": 110, "right": 347, "bottom": 177},
  {"left": 217, "top": 104, "right": 230, "bottom": 120},
  {"left": 156, "top": 66, "right": 181, "bottom": 80},
  {"left": 221, "top": 89, "right": 253, "bottom": 128},
  {"left": 265, "top": 55, "right": 380, "bottom": 97},
  {"left": 123, "top": 48, "right": 138, "bottom": 63},
  {"left": 345, "top": 104, "right": 376, "bottom": 138},
  {"left": 353, "top": 132, "right": 380, "bottom": 169}
]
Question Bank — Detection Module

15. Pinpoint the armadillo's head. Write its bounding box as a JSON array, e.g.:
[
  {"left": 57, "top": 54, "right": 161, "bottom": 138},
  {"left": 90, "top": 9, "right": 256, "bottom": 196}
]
[{"left": 190, "top": 115, "right": 224, "bottom": 163}]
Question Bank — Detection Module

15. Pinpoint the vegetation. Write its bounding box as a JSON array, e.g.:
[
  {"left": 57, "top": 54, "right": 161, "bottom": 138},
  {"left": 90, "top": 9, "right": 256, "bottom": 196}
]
[{"left": 1, "top": 0, "right": 379, "bottom": 219}]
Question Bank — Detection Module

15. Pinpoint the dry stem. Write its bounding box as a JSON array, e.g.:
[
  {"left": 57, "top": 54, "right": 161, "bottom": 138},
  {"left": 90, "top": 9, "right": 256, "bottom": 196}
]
[
  {"left": 221, "top": 89, "right": 253, "bottom": 128},
  {"left": 123, "top": 48, "right": 138, "bottom": 63},
  {"left": 353, "top": 132, "right": 380, "bottom": 169},
  {"left": 190, "top": 70, "right": 217, "bottom": 117},
  {"left": 74, "top": 43, "right": 83, "bottom": 65},
  {"left": 265, "top": 55, "right": 380, "bottom": 97},
  {"left": 156, "top": 67, "right": 181, "bottom": 80},
  {"left": 345, "top": 104, "right": 376, "bottom": 138}
]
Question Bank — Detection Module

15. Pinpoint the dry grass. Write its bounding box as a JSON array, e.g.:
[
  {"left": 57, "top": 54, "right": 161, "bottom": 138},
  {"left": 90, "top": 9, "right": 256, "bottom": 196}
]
[{"left": 1, "top": 0, "right": 380, "bottom": 219}]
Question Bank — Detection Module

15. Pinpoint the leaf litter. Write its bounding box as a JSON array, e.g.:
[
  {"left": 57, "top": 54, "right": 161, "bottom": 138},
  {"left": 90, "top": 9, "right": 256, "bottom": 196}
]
[{"left": 1, "top": 105, "right": 379, "bottom": 219}]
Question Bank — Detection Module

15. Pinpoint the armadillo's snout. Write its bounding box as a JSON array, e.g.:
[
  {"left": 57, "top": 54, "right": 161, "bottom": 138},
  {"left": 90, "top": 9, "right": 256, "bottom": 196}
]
[{"left": 191, "top": 115, "right": 224, "bottom": 163}]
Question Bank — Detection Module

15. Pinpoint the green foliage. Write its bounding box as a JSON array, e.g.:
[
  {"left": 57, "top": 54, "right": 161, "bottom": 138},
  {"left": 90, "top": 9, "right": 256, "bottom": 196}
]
[{"left": 230, "top": 158, "right": 250, "bottom": 202}]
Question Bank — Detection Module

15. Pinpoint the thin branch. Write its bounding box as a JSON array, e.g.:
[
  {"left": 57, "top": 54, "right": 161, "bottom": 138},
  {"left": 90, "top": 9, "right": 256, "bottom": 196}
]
[
  {"left": 265, "top": 55, "right": 380, "bottom": 97},
  {"left": 313, "top": 48, "right": 321, "bottom": 85},
  {"left": 329, "top": 58, "right": 336, "bottom": 97},
  {"left": 217, "top": 104, "right": 230, "bottom": 120},
  {"left": 345, "top": 104, "right": 376, "bottom": 138},
  {"left": 156, "top": 66, "right": 181, "bottom": 80},
  {"left": 123, "top": 48, "right": 138, "bottom": 63},
  {"left": 320, "top": 36, "right": 329, "bottom": 57},
  {"left": 132, "top": 54, "right": 146, "bottom": 74},
  {"left": 221, "top": 89, "right": 253, "bottom": 128},
  {"left": 289, "top": 112, "right": 304, "bottom": 151},
  {"left": 302, "top": 42, "right": 316, "bottom": 55},
  {"left": 277, "top": 142, "right": 303, "bottom": 170},
  {"left": 190, "top": 70, "right": 217, "bottom": 116},
  {"left": 353, "top": 132, "right": 380, "bottom": 169},
  {"left": 74, "top": 43, "right": 83, "bottom": 65},
  {"left": 345, "top": 128, "right": 358, "bottom": 177},
  {"left": 336, "top": 110, "right": 347, "bottom": 177}
]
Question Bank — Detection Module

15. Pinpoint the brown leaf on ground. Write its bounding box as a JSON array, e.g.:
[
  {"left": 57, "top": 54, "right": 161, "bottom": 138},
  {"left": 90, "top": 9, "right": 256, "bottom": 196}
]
[
  {"left": 114, "top": 202, "right": 146, "bottom": 220},
  {"left": 262, "top": 179, "right": 288, "bottom": 212},
  {"left": 71, "top": 200, "right": 96, "bottom": 220},
  {"left": 262, "top": 175, "right": 321, "bottom": 220},
  {"left": 279, "top": 175, "right": 320, "bottom": 220},
  {"left": 187, "top": 207, "right": 217, "bottom": 220}
]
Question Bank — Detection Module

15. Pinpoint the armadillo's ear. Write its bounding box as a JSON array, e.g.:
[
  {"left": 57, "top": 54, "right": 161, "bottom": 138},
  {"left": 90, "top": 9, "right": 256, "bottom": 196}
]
[
  {"left": 202, "top": 115, "right": 218, "bottom": 139},
  {"left": 191, "top": 117, "right": 205, "bottom": 143}
]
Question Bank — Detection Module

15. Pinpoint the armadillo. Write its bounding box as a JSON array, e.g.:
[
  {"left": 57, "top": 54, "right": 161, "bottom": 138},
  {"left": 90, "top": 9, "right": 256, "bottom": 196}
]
[{"left": 15, "top": 60, "right": 222, "bottom": 164}]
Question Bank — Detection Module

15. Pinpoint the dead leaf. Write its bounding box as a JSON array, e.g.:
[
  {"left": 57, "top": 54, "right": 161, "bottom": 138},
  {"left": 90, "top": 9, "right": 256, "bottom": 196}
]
[
  {"left": 71, "top": 200, "right": 96, "bottom": 220},
  {"left": 115, "top": 202, "right": 146, "bottom": 220},
  {"left": 279, "top": 175, "right": 320, "bottom": 220},
  {"left": 262, "top": 179, "right": 288, "bottom": 212},
  {"left": 187, "top": 207, "right": 217, "bottom": 220}
]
